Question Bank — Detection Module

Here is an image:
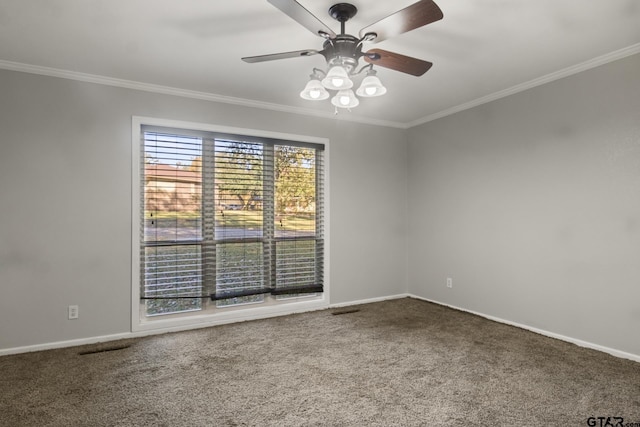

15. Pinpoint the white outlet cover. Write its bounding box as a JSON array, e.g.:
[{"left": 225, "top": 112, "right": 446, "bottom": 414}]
[{"left": 68, "top": 305, "right": 79, "bottom": 319}]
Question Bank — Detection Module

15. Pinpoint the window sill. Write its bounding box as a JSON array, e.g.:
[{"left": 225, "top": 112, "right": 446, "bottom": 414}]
[{"left": 132, "top": 294, "right": 328, "bottom": 333}]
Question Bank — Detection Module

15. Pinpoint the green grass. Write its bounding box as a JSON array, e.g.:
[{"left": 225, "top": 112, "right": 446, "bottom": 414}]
[
  {"left": 146, "top": 210, "right": 315, "bottom": 232},
  {"left": 217, "top": 210, "right": 262, "bottom": 228},
  {"left": 149, "top": 211, "right": 201, "bottom": 219}
]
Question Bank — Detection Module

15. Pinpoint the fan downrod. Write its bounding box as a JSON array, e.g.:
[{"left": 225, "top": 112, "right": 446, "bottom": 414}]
[{"left": 329, "top": 3, "right": 357, "bottom": 35}]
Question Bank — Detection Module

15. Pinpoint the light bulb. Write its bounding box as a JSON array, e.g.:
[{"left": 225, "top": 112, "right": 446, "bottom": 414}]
[
  {"left": 300, "top": 78, "right": 329, "bottom": 101},
  {"left": 322, "top": 66, "right": 353, "bottom": 90},
  {"left": 331, "top": 89, "right": 359, "bottom": 109},
  {"left": 356, "top": 73, "right": 387, "bottom": 98}
]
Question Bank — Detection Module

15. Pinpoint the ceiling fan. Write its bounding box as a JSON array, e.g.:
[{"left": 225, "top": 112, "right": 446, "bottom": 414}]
[{"left": 242, "top": 0, "right": 443, "bottom": 110}]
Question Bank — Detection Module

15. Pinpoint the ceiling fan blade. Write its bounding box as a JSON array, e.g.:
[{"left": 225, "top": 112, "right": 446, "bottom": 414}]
[
  {"left": 242, "top": 49, "right": 320, "bottom": 63},
  {"left": 359, "top": 0, "right": 443, "bottom": 43},
  {"left": 364, "top": 49, "right": 433, "bottom": 76},
  {"left": 268, "top": 0, "right": 336, "bottom": 39}
]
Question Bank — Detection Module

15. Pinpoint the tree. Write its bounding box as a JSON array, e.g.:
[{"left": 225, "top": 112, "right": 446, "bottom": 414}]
[
  {"left": 186, "top": 156, "right": 202, "bottom": 172},
  {"left": 275, "top": 146, "right": 315, "bottom": 213},
  {"left": 144, "top": 153, "right": 159, "bottom": 164},
  {"left": 196, "top": 142, "right": 316, "bottom": 213},
  {"left": 215, "top": 141, "right": 263, "bottom": 210}
]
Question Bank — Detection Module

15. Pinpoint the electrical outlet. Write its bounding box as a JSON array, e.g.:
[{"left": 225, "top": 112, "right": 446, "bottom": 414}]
[
  {"left": 446, "top": 278, "right": 453, "bottom": 288},
  {"left": 68, "top": 305, "right": 79, "bottom": 320}
]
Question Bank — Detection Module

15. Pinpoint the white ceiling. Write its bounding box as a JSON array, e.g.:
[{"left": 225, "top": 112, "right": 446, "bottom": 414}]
[{"left": 1, "top": 0, "right": 639, "bottom": 127}]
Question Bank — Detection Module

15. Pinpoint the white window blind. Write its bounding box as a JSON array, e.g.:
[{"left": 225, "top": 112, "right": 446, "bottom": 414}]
[
  {"left": 140, "top": 126, "right": 324, "bottom": 316},
  {"left": 143, "top": 132, "right": 203, "bottom": 315}
]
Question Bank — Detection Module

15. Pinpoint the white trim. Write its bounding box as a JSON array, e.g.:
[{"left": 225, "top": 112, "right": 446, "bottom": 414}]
[
  {"left": 131, "top": 116, "right": 331, "bottom": 333},
  {"left": 133, "top": 116, "right": 329, "bottom": 146},
  {"left": 0, "top": 60, "right": 404, "bottom": 129},
  {"left": 0, "top": 294, "right": 404, "bottom": 356},
  {"left": 322, "top": 141, "right": 331, "bottom": 306},
  {"left": 0, "top": 333, "right": 135, "bottom": 357},
  {"left": 0, "top": 300, "right": 326, "bottom": 357},
  {"left": 2, "top": 293, "right": 639, "bottom": 363},
  {"left": 133, "top": 298, "right": 329, "bottom": 333},
  {"left": 131, "top": 117, "right": 141, "bottom": 333},
  {"left": 3, "top": 43, "right": 638, "bottom": 130},
  {"left": 410, "top": 295, "right": 640, "bottom": 364},
  {"left": 407, "top": 43, "right": 640, "bottom": 128},
  {"left": 329, "top": 293, "right": 410, "bottom": 309}
]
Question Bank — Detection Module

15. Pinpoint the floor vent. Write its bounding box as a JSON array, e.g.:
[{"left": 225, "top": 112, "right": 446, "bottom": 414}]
[
  {"left": 331, "top": 309, "right": 360, "bottom": 316},
  {"left": 78, "top": 344, "right": 130, "bottom": 355}
]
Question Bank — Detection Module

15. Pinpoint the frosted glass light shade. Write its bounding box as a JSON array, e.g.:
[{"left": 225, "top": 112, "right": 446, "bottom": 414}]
[
  {"left": 322, "top": 66, "right": 353, "bottom": 90},
  {"left": 356, "top": 75, "right": 387, "bottom": 97},
  {"left": 300, "top": 79, "right": 329, "bottom": 100},
  {"left": 331, "top": 89, "right": 359, "bottom": 109}
]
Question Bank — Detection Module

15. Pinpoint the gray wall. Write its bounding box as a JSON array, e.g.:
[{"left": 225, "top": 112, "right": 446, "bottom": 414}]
[
  {"left": 2, "top": 53, "right": 639, "bottom": 357},
  {"left": 407, "top": 53, "right": 640, "bottom": 357},
  {"left": 0, "top": 69, "right": 408, "bottom": 351}
]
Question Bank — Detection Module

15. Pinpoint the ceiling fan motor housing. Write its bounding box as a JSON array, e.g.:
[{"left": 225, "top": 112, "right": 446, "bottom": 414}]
[{"left": 322, "top": 35, "right": 362, "bottom": 73}]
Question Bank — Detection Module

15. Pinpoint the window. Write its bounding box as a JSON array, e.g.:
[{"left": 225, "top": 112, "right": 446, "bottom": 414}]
[{"left": 133, "top": 119, "right": 326, "bottom": 328}]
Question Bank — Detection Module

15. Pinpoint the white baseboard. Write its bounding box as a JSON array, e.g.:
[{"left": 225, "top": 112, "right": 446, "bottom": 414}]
[
  {"left": 0, "top": 294, "right": 406, "bottom": 356},
  {"left": 0, "top": 332, "right": 135, "bottom": 357},
  {"left": 410, "top": 295, "right": 640, "bottom": 363},
  {"left": 2, "top": 292, "right": 639, "bottom": 364},
  {"left": 0, "top": 302, "right": 327, "bottom": 356},
  {"left": 329, "top": 293, "right": 410, "bottom": 309}
]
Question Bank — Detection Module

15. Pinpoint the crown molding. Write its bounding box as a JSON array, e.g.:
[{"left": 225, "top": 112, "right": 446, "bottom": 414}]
[
  {"left": 0, "top": 59, "right": 406, "bottom": 129},
  {"left": 406, "top": 43, "right": 640, "bottom": 129},
  {"left": 2, "top": 42, "right": 638, "bottom": 131}
]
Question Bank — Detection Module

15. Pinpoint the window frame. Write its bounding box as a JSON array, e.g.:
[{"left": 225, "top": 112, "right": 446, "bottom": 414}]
[{"left": 131, "top": 116, "right": 330, "bottom": 333}]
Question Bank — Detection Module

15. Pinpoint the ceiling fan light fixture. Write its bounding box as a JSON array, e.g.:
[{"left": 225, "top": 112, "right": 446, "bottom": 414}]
[
  {"left": 331, "top": 89, "right": 359, "bottom": 109},
  {"left": 300, "top": 77, "right": 329, "bottom": 100},
  {"left": 244, "top": 1, "right": 443, "bottom": 112},
  {"left": 356, "top": 72, "right": 387, "bottom": 97},
  {"left": 242, "top": 0, "right": 444, "bottom": 114},
  {"left": 322, "top": 65, "right": 353, "bottom": 90}
]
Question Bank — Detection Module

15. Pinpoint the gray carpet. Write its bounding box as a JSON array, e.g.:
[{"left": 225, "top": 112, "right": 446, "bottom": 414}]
[{"left": 1, "top": 298, "right": 639, "bottom": 426}]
